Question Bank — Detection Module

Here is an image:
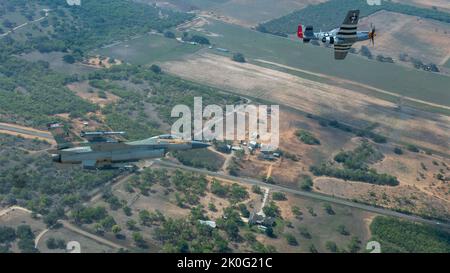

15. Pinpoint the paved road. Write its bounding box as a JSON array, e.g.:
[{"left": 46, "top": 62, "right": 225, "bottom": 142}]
[
  {"left": 155, "top": 160, "right": 450, "bottom": 229},
  {"left": 0, "top": 123, "right": 53, "bottom": 140}
]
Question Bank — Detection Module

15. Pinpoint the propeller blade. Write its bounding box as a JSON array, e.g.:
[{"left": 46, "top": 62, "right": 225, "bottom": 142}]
[{"left": 369, "top": 24, "right": 376, "bottom": 46}]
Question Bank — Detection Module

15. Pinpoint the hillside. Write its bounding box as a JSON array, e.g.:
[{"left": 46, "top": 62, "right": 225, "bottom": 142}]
[
  {"left": 0, "top": 0, "right": 193, "bottom": 53},
  {"left": 358, "top": 10, "right": 450, "bottom": 67},
  {"left": 257, "top": 0, "right": 450, "bottom": 35}
]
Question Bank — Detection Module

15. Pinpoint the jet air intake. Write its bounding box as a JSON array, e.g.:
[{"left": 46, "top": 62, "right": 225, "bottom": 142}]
[{"left": 51, "top": 154, "right": 61, "bottom": 163}]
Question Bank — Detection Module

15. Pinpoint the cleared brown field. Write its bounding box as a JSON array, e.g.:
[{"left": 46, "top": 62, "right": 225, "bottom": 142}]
[
  {"left": 233, "top": 108, "right": 449, "bottom": 219},
  {"left": 67, "top": 81, "right": 120, "bottom": 108},
  {"left": 161, "top": 52, "right": 450, "bottom": 154},
  {"left": 314, "top": 176, "right": 449, "bottom": 219},
  {"left": 358, "top": 10, "right": 450, "bottom": 66}
]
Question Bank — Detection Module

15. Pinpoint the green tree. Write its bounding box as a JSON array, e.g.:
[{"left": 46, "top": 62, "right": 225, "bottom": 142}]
[
  {"left": 265, "top": 226, "right": 275, "bottom": 238},
  {"left": 299, "top": 175, "right": 313, "bottom": 191},
  {"left": 298, "top": 226, "right": 312, "bottom": 239},
  {"left": 0, "top": 226, "right": 16, "bottom": 244},
  {"left": 132, "top": 232, "right": 147, "bottom": 248},
  {"left": 337, "top": 224, "right": 350, "bottom": 236},
  {"left": 272, "top": 192, "right": 287, "bottom": 201},
  {"left": 309, "top": 244, "right": 318, "bottom": 253},
  {"left": 323, "top": 203, "right": 335, "bottom": 215},
  {"left": 325, "top": 241, "right": 338, "bottom": 253},
  {"left": 150, "top": 64, "right": 162, "bottom": 74},
  {"left": 295, "top": 130, "right": 320, "bottom": 145},
  {"left": 139, "top": 210, "right": 151, "bottom": 226},
  {"left": 126, "top": 219, "right": 137, "bottom": 231},
  {"left": 347, "top": 236, "right": 361, "bottom": 253},
  {"left": 285, "top": 234, "right": 299, "bottom": 246},
  {"left": 63, "top": 54, "right": 76, "bottom": 64},
  {"left": 232, "top": 53, "right": 246, "bottom": 63}
]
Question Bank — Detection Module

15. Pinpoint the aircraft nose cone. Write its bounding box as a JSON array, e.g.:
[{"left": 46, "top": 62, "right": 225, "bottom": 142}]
[
  {"left": 51, "top": 154, "right": 61, "bottom": 163},
  {"left": 191, "top": 141, "right": 211, "bottom": 149}
]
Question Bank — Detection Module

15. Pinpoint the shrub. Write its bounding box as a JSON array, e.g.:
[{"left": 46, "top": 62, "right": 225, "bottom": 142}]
[{"left": 232, "top": 53, "right": 246, "bottom": 63}]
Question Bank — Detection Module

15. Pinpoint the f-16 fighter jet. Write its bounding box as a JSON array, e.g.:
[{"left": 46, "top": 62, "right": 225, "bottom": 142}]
[{"left": 48, "top": 123, "right": 210, "bottom": 169}]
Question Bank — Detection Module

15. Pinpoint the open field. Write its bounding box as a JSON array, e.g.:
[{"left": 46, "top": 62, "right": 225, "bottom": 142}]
[
  {"left": 184, "top": 19, "right": 450, "bottom": 107},
  {"left": 0, "top": 206, "right": 117, "bottom": 253},
  {"left": 87, "top": 171, "right": 262, "bottom": 252},
  {"left": 258, "top": 192, "right": 375, "bottom": 253},
  {"left": 359, "top": 10, "right": 450, "bottom": 66},
  {"left": 445, "top": 58, "right": 450, "bottom": 68},
  {"left": 67, "top": 81, "right": 121, "bottom": 108},
  {"left": 87, "top": 166, "right": 379, "bottom": 253},
  {"left": 18, "top": 51, "right": 97, "bottom": 75},
  {"left": 393, "top": 0, "right": 450, "bottom": 13},
  {"left": 162, "top": 52, "right": 450, "bottom": 154},
  {"left": 94, "top": 17, "right": 450, "bottom": 109},
  {"left": 229, "top": 108, "right": 450, "bottom": 219},
  {"left": 204, "top": 0, "right": 326, "bottom": 26},
  {"left": 95, "top": 33, "right": 200, "bottom": 65},
  {"left": 0, "top": 207, "right": 46, "bottom": 253},
  {"left": 37, "top": 227, "right": 115, "bottom": 253},
  {"left": 160, "top": 48, "right": 450, "bottom": 219},
  {"left": 147, "top": 0, "right": 327, "bottom": 25}
]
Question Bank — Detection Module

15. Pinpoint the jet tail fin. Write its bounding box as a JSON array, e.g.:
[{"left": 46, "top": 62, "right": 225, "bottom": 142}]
[
  {"left": 47, "top": 123, "right": 74, "bottom": 149},
  {"left": 297, "top": 24, "right": 304, "bottom": 39}
]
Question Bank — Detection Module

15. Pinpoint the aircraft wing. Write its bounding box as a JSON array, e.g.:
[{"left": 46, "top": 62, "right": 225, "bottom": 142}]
[
  {"left": 47, "top": 123, "right": 74, "bottom": 149},
  {"left": 334, "top": 10, "right": 360, "bottom": 60},
  {"left": 334, "top": 44, "right": 352, "bottom": 60}
]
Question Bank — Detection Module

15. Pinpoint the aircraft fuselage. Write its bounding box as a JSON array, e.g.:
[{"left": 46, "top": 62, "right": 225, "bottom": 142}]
[{"left": 312, "top": 29, "right": 370, "bottom": 45}]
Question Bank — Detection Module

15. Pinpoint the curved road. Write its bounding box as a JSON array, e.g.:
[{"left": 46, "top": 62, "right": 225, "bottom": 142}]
[{"left": 155, "top": 160, "right": 450, "bottom": 230}]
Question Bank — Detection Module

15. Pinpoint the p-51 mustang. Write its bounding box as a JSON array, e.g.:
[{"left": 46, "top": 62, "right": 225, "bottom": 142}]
[
  {"left": 297, "top": 10, "right": 376, "bottom": 60},
  {"left": 48, "top": 123, "right": 210, "bottom": 169}
]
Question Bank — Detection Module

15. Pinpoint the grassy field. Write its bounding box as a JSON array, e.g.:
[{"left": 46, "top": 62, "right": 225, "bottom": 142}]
[
  {"left": 259, "top": 0, "right": 450, "bottom": 34},
  {"left": 393, "top": 0, "right": 450, "bottom": 13},
  {"left": 19, "top": 51, "right": 96, "bottom": 75},
  {"left": 206, "top": 0, "right": 321, "bottom": 25},
  {"left": 190, "top": 19, "right": 450, "bottom": 107},
  {"left": 173, "top": 148, "right": 226, "bottom": 171},
  {"left": 95, "top": 34, "right": 200, "bottom": 65},
  {"left": 370, "top": 216, "right": 450, "bottom": 253},
  {"left": 150, "top": 0, "right": 321, "bottom": 25},
  {"left": 445, "top": 59, "right": 450, "bottom": 69}
]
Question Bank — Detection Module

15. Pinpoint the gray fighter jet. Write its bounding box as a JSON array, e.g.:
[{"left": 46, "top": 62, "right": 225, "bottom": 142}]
[{"left": 48, "top": 123, "right": 210, "bottom": 169}]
